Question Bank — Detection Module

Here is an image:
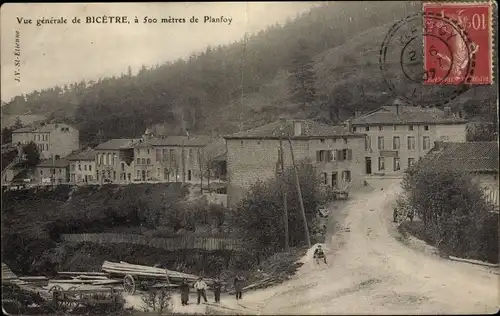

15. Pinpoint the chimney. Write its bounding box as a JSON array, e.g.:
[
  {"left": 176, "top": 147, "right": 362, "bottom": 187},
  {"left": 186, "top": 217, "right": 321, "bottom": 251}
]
[
  {"left": 443, "top": 106, "right": 451, "bottom": 116},
  {"left": 294, "top": 121, "right": 302, "bottom": 136},
  {"left": 346, "top": 119, "right": 352, "bottom": 133}
]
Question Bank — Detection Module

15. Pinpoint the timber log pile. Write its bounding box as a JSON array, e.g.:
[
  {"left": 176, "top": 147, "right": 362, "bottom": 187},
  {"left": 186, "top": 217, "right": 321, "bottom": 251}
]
[
  {"left": 101, "top": 261, "right": 212, "bottom": 284},
  {"left": 47, "top": 272, "right": 122, "bottom": 289}
]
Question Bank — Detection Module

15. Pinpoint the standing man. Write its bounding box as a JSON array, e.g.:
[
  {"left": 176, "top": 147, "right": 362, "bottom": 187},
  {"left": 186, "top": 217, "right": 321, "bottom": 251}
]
[
  {"left": 234, "top": 275, "right": 244, "bottom": 300},
  {"left": 212, "top": 277, "right": 222, "bottom": 303},
  {"left": 194, "top": 277, "right": 208, "bottom": 305},
  {"left": 179, "top": 278, "right": 190, "bottom": 306},
  {"left": 313, "top": 245, "right": 327, "bottom": 265}
]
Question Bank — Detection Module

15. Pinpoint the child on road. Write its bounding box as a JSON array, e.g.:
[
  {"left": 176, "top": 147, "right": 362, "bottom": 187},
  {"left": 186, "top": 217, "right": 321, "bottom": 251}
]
[{"left": 313, "top": 245, "right": 327, "bottom": 265}]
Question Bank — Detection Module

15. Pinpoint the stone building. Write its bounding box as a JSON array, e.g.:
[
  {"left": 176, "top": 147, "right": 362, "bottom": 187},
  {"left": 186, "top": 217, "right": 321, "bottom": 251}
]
[
  {"left": 67, "top": 148, "right": 97, "bottom": 184},
  {"left": 224, "top": 119, "right": 367, "bottom": 207},
  {"left": 424, "top": 141, "right": 499, "bottom": 207},
  {"left": 94, "top": 138, "right": 139, "bottom": 184},
  {"left": 350, "top": 104, "right": 467, "bottom": 176},
  {"left": 11, "top": 123, "right": 79, "bottom": 159},
  {"left": 132, "top": 130, "right": 212, "bottom": 183},
  {"left": 34, "top": 158, "right": 70, "bottom": 184}
]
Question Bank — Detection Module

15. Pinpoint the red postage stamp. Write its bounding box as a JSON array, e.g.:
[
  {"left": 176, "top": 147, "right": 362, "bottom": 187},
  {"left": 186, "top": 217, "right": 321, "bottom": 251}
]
[{"left": 423, "top": 1, "right": 493, "bottom": 85}]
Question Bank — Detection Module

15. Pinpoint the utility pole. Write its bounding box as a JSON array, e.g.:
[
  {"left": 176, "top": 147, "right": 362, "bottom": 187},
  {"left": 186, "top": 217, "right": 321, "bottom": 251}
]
[
  {"left": 287, "top": 137, "right": 311, "bottom": 248},
  {"left": 279, "top": 139, "right": 290, "bottom": 252}
]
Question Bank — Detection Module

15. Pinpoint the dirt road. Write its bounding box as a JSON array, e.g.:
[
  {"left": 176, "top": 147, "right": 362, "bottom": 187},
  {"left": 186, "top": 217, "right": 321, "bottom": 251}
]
[{"left": 230, "top": 180, "right": 499, "bottom": 315}]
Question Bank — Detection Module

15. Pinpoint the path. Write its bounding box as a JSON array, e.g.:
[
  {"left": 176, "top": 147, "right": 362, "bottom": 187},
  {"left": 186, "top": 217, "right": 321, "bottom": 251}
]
[{"left": 232, "top": 179, "right": 499, "bottom": 314}]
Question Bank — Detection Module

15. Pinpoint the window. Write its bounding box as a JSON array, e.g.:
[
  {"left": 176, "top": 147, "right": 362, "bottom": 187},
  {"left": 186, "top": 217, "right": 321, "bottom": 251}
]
[
  {"left": 164, "top": 168, "right": 169, "bottom": 181},
  {"left": 89, "top": 165, "right": 92, "bottom": 171},
  {"left": 188, "top": 149, "right": 194, "bottom": 165},
  {"left": 84, "top": 165, "right": 87, "bottom": 171},
  {"left": 78, "top": 164, "right": 81, "bottom": 171},
  {"left": 352, "top": 127, "right": 357, "bottom": 132},
  {"left": 378, "top": 157, "right": 385, "bottom": 171},
  {"left": 342, "top": 170, "right": 351, "bottom": 182},
  {"left": 321, "top": 173, "right": 328, "bottom": 185},
  {"left": 393, "top": 126, "right": 397, "bottom": 131},
  {"left": 240, "top": 141, "right": 244, "bottom": 145},
  {"left": 137, "top": 158, "right": 141, "bottom": 165},
  {"left": 408, "top": 158, "right": 415, "bottom": 167},
  {"left": 188, "top": 170, "right": 192, "bottom": 181},
  {"left": 71, "top": 164, "right": 75, "bottom": 171},
  {"left": 96, "top": 171, "right": 100, "bottom": 181},
  {"left": 146, "top": 158, "right": 151, "bottom": 165},
  {"left": 157, "top": 168, "right": 160, "bottom": 177},
  {"left": 440, "top": 136, "right": 449, "bottom": 141},
  {"left": 423, "top": 136, "right": 430, "bottom": 150},
  {"left": 141, "top": 158, "right": 146, "bottom": 165},
  {"left": 377, "top": 136, "right": 385, "bottom": 150},
  {"left": 342, "top": 149, "right": 348, "bottom": 161},
  {"left": 147, "top": 149, "right": 150, "bottom": 155},
  {"left": 113, "top": 171, "right": 116, "bottom": 180},
  {"left": 393, "top": 136, "right": 400, "bottom": 150},
  {"left": 163, "top": 149, "right": 168, "bottom": 161},
  {"left": 136, "top": 170, "right": 140, "bottom": 178},
  {"left": 316, "top": 150, "right": 333, "bottom": 162},
  {"left": 365, "top": 136, "right": 371, "bottom": 151},
  {"left": 113, "top": 154, "right": 117, "bottom": 165},
  {"left": 379, "top": 126, "right": 383, "bottom": 131},
  {"left": 408, "top": 125, "right": 414, "bottom": 131},
  {"left": 121, "top": 163, "right": 124, "bottom": 171},
  {"left": 424, "top": 125, "right": 429, "bottom": 131},
  {"left": 408, "top": 136, "right": 416, "bottom": 150},
  {"left": 320, "top": 139, "right": 325, "bottom": 143},
  {"left": 170, "top": 149, "right": 175, "bottom": 162},
  {"left": 156, "top": 149, "right": 161, "bottom": 162},
  {"left": 343, "top": 138, "right": 348, "bottom": 144},
  {"left": 331, "top": 172, "right": 338, "bottom": 188},
  {"left": 365, "top": 126, "right": 370, "bottom": 132},
  {"left": 394, "top": 158, "right": 400, "bottom": 171}
]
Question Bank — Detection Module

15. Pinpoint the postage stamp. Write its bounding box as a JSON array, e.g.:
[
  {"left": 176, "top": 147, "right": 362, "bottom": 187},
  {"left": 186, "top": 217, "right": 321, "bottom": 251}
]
[
  {"left": 379, "top": 11, "right": 473, "bottom": 107},
  {"left": 423, "top": 1, "right": 494, "bottom": 85}
]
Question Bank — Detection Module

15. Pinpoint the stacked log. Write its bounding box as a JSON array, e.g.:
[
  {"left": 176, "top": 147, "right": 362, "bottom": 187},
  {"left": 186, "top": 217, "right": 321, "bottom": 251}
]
[{"left": 101, "top": 261, "right": 212, "bottom": 283}]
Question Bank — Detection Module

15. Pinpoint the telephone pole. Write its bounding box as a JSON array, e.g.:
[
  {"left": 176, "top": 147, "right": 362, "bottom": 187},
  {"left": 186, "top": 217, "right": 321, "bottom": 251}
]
[
  {"left": 279, "top": 139, "right": 290, "bottom": 252},
  {"left": 287, "top": 137, "right": 311, "bottom": 248}
]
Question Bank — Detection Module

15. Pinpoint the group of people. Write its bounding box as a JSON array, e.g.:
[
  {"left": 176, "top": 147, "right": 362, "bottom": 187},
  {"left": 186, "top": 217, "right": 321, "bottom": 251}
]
[{"left": 179, "top": 275, "right": 245, "bottom": 306}]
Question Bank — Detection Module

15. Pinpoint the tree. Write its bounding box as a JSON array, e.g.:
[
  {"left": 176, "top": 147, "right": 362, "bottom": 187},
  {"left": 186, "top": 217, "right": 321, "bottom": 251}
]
[
  {"left": 22, "top": 142, "right": 41, "bottom": 167},
  {"left": 2, "top": 127, "right": 13, "bottom": 144},
  {"left": 13, "top": 117, "right": 23, "bottom": 129},
  {"left": 288, "top": 39, "right": 317, "bottom": 108},
  {"left": 400, "top": 161, "right": 498, "bottom": 262}
]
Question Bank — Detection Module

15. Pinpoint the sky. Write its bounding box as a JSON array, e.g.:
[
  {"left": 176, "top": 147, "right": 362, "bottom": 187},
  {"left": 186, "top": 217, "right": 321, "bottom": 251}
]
[{"left": 0, "top": 2, "right": 319, "bottom": 103}]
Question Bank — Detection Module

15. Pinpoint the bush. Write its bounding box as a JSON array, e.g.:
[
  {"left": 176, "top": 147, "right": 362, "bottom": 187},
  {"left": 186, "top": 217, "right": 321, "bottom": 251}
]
[
  {"left": 226, "top": 159, "right": 324, "bottom": 256},
  {"left": 401, "top": 162, "right": 498, "bottom": 263}
]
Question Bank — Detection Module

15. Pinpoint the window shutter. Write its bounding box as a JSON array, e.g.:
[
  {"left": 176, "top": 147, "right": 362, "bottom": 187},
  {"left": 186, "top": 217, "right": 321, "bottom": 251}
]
[
  {"left": 334, "top": 150, "right": 338, "bottom": 161},
  {"left": 338, "top": 150, "right": 343, "bottom": 161},
  {"left": 316, "top": 151, "right": 320, "bottom": 162},
  {"left": 347, "top": 149, "right": 352, "bottom": 160}
]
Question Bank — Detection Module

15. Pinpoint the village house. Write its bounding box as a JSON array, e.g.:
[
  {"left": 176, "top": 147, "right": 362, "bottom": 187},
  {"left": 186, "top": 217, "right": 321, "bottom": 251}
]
[
  {"left": 350, "top": 104, "right": 467, "bottom": 176},
  {"left": 34, "top": 158, "right": 70, "bottom": 185},
  {"left": 424, "top": 141, "right": 499, "bottom": 207},
  {"left": 224, "top": 119, "right": 367, "bottom": 207},
  {"left": 94, "top": 139, "right": 139, "bottom": 184},
  {"left": 133, "top": 129, "right": 213, "bottom": 183},
  {"left": 67, "top": 148, "right": 97, "bottom": 184},
  {"left": 11, "top": 123, "right": 79, "bottom": 160}
]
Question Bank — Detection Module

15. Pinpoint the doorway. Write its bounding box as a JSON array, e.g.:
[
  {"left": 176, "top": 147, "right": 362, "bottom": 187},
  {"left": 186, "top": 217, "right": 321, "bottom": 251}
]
[
  {"left": 331, "top": 172, "right": 338, "bottom": 188},
  {"left": 365, "top": 157, "right": 372, "bottom": 174}
]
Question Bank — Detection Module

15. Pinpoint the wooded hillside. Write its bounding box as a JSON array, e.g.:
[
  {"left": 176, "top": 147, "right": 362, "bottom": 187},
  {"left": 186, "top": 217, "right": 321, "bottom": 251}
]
[{"left": 2, "top": 1, "right": 496, "bottom": 147}]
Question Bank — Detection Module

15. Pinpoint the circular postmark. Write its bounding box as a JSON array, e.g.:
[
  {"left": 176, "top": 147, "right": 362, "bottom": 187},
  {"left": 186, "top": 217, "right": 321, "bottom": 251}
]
[{"left": 379, "top": 12, "right": 477, "bottom": 107}]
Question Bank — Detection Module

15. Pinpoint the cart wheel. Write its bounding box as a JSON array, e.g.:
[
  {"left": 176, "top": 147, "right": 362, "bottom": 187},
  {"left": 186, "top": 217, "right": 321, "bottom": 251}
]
[
  {"left": 49, "top": 285, "right": 66, "bottom": 310},
  {"left": 123, "top": 275, "right": 136, "bottom": 295},
  {"left": 48, "top": 285, "right": 64, "bottom": 294},
  {"left": 65, "top": 286, "right": 80, "bottom": 310}
]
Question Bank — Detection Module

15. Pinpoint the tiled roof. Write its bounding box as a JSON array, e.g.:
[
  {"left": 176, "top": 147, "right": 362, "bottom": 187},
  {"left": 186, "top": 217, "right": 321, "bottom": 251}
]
[
  {"left": 12, "top": 123, "right": 75, "bottom": 133},
  {"left": 137, "top": 136, "right": 212, "bottom": 147},
  {"left": 37, "top": 159, "right": 69, "bottom": 168},
  {"left": 425, "top": 141, "right": 499, "bottom": 172},
  {"left": 67, "top": 148, "right": 96, "bottom": 161},
  {"left": 12, "top": 126, "right": 35, "bottom": 133},
  {"left": 351, "top": 105, "right": 467, "bottom": 125},
  {"left": 224, "top": 119, "right": 360, "bottom": 139},
  {"left": 95, "top": 138, "right": 140, "bottom": 150}
]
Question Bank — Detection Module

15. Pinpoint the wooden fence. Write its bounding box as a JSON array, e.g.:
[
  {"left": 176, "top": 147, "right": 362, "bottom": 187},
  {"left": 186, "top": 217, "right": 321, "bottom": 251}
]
[{"left": 60, "top": 233, "right": 244, "bottom": 251}]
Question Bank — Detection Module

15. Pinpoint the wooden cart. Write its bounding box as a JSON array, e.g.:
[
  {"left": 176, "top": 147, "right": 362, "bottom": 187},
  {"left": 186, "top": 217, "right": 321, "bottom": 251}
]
[{"left": 51, "top": 287, "right": 123, "bottom": 312}]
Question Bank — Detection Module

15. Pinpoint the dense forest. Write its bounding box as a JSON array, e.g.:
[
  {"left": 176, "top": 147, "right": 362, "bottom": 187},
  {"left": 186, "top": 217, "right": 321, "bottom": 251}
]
[{"left": 1, "top": 2, "right": 497, "bottom": 147}]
